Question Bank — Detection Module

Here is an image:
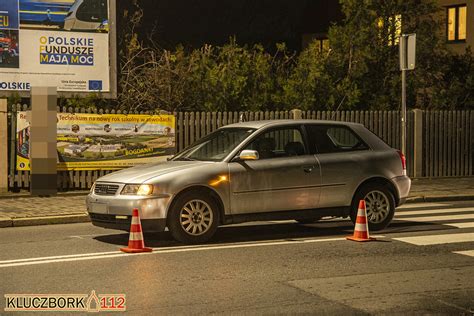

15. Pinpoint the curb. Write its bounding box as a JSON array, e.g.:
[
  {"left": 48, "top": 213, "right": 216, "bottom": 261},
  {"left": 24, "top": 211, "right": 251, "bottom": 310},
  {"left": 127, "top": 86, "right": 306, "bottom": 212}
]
[
  {"left": 0, "top": 217, "right": 13, "bottom": 228},
  {"left": 0, "top": 192, "right": 89, "bottom": 200},
  {"left": 0, "top": 214, "right": 90, "bottom": 228},
  {"left": 0, "top": 195, "right": 473, "bottom": 228},
  {"left": 406, "top": 194, "right": 474, "bottom": 203}
]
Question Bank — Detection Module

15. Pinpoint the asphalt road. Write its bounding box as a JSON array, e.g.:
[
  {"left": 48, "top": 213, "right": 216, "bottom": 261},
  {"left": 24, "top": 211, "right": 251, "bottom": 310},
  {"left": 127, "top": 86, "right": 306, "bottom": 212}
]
[{"left": 0, "top": 201, "right": 473, "bottom": 315}]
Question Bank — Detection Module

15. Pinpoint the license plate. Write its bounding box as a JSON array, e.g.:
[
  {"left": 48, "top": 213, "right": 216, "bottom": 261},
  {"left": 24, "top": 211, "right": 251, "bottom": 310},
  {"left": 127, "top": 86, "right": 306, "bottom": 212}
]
[{"left": 90, "top": 203, "right": 108, "bottom": 214}]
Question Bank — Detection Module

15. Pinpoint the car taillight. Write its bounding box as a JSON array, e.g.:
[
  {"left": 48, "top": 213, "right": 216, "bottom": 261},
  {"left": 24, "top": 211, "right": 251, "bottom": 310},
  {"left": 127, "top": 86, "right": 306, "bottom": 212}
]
[{"left": 397, "top": 150, "right": 406, "bottom": 175}]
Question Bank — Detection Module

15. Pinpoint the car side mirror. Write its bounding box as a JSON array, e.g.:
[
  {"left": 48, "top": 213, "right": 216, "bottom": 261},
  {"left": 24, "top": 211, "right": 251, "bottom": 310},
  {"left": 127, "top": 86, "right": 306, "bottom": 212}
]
[{"left": 239, "top": 150, "right": 259, "bottom": 161}]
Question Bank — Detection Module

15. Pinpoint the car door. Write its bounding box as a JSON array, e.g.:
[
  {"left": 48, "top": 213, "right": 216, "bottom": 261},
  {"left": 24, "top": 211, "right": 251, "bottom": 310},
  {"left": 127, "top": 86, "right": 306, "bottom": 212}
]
[
  {"left": 229, "top": 125, "right": 321, "bottom": 214},
  {"left": 304, "top": 124, "right": 371, "bottom": 208}
]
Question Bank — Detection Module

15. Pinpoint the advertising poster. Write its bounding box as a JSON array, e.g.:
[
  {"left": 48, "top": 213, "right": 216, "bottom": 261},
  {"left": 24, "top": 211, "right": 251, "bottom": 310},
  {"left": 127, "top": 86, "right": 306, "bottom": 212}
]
[
  {"left": 0, "top": 0, "right": 110, "bottom": 93},
  {"left": 17, "top": 112, "right": 176, "bottom": 170}
]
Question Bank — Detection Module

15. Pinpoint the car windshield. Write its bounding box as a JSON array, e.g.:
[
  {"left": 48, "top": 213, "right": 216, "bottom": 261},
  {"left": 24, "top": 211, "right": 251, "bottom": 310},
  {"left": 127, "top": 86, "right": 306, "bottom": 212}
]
[{"left": 172, "top": 128, "right": 255, "bottom": 162}]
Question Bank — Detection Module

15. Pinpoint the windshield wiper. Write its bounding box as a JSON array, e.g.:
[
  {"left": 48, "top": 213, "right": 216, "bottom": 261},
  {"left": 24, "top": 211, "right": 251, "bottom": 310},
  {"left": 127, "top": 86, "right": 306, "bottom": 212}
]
[{"left": 173, "top": 157, "right": 198, "bottom": 161}]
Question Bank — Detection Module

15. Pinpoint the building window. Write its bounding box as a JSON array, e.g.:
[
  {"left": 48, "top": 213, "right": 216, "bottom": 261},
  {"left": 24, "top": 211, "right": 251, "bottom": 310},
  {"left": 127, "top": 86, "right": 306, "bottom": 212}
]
[
  {"left": 447, "top": 5, "right": 467, "bottom": 42},
  {"left": 301, "top": 34, "right": 329, "bottom": 51},
  {"left": 316, "top": 38, "right": 329, "bottom": 51}
]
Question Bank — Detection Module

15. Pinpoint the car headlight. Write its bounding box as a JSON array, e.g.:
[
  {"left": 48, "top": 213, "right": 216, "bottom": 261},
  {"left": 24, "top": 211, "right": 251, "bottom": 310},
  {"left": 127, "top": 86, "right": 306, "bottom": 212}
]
[{"left": 121, "top": 184, "right": 154, "bottom": 196}]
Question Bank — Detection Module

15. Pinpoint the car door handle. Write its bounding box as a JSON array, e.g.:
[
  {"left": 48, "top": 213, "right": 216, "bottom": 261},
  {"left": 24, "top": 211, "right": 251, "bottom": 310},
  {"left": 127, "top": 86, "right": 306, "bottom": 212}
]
[{"left": 302, "top": 165, "right": 315, "bottom": 173}]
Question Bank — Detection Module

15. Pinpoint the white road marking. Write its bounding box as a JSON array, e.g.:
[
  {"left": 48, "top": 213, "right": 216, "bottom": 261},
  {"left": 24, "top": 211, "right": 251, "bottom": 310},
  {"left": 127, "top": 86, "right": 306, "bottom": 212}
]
[
  {"left": 397, "top": 203, "right": 447, "bottom": 209},
  {"left": 436, "top": 298, "right": 474, "bottom": 313},
  {"left": 446, "top": 222, "right": 474, "bottom": 229},
  {"left": 452, "top": 250, "right": 474, "bottom": 257},
  {"left": 393, "top": 233, "right": 474, "bottom": 246},
  {"left": 0, "top": 235, "right": 385, "bottom": 268},
  {"left": 395, "top": 207, "right": 474, "bottom": 216},
  {"left": 395, "top": 213, "right": 474, "bottom": 222},
  {"left": 0, "top": 250, "right": 119, "bottom": 264}
]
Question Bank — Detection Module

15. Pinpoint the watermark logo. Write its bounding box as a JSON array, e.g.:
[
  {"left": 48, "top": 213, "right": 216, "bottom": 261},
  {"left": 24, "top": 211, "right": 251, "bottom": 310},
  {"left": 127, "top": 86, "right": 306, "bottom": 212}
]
[{"left": 5, "top": 290, "right": 126, "bottom": 312}]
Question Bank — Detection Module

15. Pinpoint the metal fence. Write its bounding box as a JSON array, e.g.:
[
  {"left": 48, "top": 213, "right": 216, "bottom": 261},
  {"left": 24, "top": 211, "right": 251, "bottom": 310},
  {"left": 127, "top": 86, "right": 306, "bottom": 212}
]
[
  {"left": 423, "top": 111, "right": 474, "bottom": 177},
  {"left": 6, "top": 104, "right": 474, "bottom": 191}
]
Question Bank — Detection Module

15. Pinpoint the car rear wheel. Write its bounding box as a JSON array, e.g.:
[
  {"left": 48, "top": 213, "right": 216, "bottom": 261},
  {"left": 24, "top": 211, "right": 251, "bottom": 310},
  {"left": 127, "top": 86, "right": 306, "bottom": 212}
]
[
  {"left": 168, "top": 191, "right": 219, "bottom": 244},
  {"left": 350, "top": 183, "right": 395, "bottom": 231}
]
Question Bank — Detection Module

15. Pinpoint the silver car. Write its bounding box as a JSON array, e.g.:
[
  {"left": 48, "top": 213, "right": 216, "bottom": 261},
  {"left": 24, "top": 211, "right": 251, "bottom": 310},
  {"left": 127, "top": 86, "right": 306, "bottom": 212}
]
[{"left": 86, "top": 120, "right": 411, "bottom": 244}]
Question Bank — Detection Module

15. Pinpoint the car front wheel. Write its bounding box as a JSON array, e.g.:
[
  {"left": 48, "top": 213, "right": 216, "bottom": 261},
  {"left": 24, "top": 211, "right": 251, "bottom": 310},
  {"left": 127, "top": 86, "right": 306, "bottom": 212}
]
[
  {"left": 167, "top": 191, "right": 219, "bottom": 244},
  {"left": 350, "top": 184, "right": 395, "bottom": 231}
]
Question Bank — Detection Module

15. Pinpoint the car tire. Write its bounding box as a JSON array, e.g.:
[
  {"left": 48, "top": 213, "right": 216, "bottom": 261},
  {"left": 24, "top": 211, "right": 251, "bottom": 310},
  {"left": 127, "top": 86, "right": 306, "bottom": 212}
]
[
  {"left": 296, "top": 217, "right": 321, "bottom": 224},
  {"left": 167, "top": 191, "right": 220, "bottom": 244},
  {"left": 350, "top": 183, "right": 395, "bottom": 231}
]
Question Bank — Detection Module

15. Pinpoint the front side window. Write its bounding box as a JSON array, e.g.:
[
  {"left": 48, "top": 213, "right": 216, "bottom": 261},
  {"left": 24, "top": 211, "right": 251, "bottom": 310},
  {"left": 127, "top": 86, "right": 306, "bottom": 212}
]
[
  {"left": 244, "top": 127, "right": 306, "bottom": 160},
  {"left": 305, "top": 125, "right": 369, "bottom": 154},
  {"left": 173, "top": 128, "right": 255, "bottom": 162},
  {"left": 447, "top": 5, "right": 467, "bottom": 42}
]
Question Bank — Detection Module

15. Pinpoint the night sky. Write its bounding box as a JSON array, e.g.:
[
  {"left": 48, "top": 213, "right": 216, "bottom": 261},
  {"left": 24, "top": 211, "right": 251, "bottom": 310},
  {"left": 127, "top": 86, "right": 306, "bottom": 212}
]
[{"left": 117, "top": 0, "right": 342, "bottom": 51}]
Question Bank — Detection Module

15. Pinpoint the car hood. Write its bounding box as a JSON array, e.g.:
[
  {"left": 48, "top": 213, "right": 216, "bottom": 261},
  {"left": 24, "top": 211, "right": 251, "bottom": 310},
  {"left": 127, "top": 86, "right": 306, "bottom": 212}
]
[{"left": 96, "top": 160, "right": 212, "bottom": 184}]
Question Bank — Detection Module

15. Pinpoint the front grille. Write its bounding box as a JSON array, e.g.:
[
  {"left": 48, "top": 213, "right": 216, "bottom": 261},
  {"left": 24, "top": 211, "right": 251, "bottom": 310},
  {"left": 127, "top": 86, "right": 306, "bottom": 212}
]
[{"left": 94, "top": 183, "right": 119, "bottom": 195}]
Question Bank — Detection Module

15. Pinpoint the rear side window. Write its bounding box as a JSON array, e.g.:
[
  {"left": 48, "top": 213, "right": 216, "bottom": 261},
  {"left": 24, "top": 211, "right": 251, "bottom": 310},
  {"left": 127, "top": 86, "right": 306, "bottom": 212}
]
[{"left": 305, "top": 125, "right": 369, "bottom": 154}]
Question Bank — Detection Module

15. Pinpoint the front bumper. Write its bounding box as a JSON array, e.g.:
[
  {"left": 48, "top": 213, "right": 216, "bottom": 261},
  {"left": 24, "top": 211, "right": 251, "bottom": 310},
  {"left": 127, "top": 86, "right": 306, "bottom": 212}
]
[
  {"left": 89, "top": 213, "right": 166, "bottom": 232},
  {"left": 86, "top": 185, "right": 172, "bottom": 232}
]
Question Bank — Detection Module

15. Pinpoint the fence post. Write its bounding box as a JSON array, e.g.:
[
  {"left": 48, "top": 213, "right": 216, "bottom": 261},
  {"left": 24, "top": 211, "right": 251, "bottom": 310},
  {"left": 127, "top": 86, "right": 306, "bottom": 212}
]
[
  {"left": 413, "top": 109, "right": 423, "bottom": 178},
  {"left": 291, "top": 109, "right": 302, "bottom": 120},
  {"left": 0, "top": 99, "right": 7, "bottom": 192}
]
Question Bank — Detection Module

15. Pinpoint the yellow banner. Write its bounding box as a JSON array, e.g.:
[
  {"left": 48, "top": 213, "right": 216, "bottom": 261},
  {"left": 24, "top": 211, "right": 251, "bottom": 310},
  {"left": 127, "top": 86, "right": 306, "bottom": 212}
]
[{"left": 17, "top": 113, "right": 176, "bottom": 171}]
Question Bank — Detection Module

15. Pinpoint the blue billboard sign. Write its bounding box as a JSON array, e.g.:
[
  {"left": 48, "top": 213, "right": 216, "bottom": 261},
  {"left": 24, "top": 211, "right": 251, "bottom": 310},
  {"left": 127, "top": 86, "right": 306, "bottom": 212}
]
[{"left": 0, "top": 0, "right": 19, "bottom": 30}]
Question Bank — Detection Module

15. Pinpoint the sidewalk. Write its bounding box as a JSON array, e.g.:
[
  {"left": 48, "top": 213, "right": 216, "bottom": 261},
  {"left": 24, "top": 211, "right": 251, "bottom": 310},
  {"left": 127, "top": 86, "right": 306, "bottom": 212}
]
[{"left": 0, "top": 177, "right": 473, "bottom": 228}]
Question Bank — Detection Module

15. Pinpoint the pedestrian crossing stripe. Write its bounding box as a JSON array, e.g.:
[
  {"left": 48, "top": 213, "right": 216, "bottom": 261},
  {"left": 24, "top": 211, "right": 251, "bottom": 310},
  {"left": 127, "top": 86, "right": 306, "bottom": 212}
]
[
  {"left": 396, "top": 207, "right": 474, "bottom": 216},
  {"left": 452, "top": 250, "right": 474, "bottom": 257},
  {"left": 445, "top": 222, "right": 474, "bottom": 229},
  {"left": 395, "top": 213, "right": 474, "bottom": 223},
  {"left": 393, "top": 232, "right": 474, "bottom": 246},
  {"left": 397, "top": 203, "right": 446, "bottom": 209}
]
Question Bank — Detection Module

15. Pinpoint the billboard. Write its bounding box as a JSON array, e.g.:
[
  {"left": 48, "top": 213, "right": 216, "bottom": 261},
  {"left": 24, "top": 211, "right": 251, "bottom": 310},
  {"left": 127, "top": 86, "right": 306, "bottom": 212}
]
[
  {"left": 17, "top": 112, "right": 176, "bottom": 171},
  {"left": 0, "top": 0, "right": 115, "bottom": 95}
]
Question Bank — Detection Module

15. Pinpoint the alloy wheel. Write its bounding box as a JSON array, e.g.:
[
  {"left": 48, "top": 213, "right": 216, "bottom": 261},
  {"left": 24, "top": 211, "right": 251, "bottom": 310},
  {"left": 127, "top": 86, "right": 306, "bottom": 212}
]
[
  {"left": 179, "top": 199, "right": 214, "bottom": 236},
  {"left": 364, "top": 190, "right": 390, "bottom": 224}
]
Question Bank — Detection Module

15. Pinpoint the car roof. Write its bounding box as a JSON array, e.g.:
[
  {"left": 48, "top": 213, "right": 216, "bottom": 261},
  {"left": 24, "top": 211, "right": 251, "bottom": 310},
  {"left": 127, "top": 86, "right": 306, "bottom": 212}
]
[{"left": 222, "top": 119, "right": 364, "bottom": 129}]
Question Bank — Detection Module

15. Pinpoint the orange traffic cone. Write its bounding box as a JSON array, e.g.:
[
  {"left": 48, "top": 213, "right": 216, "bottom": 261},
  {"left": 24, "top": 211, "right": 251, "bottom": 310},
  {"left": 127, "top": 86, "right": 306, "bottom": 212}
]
[
  {"left": 120, "top": 208, "right": 153, "bottom": 253},
  {"left": 346, "top": 200, "right": 376, "bottom": 242}
]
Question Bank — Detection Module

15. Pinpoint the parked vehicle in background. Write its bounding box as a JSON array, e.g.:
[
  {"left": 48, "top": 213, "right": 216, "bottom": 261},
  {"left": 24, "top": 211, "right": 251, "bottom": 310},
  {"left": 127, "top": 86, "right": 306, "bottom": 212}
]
[
  {"left": 63, "top": 0, "right": 108, "bottom": 32},
  {"left": 87, "top": 120, "right": 411, "bottom": 244}
]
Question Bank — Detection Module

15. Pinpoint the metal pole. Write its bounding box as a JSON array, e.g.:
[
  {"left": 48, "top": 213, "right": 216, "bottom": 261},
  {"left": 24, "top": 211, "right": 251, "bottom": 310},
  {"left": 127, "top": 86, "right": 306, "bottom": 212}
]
[
  {"left": 9, "top": 104, "right": 17, "bottom": 190},
  {"left": 0, "top": 99, "right": 8, "bottom": 192},
  {"left": 401, "top": 69, "right": 407, "bottom": 155},
  {"left": 109, "top": 0, "right": 118, "bottom": 99}
]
